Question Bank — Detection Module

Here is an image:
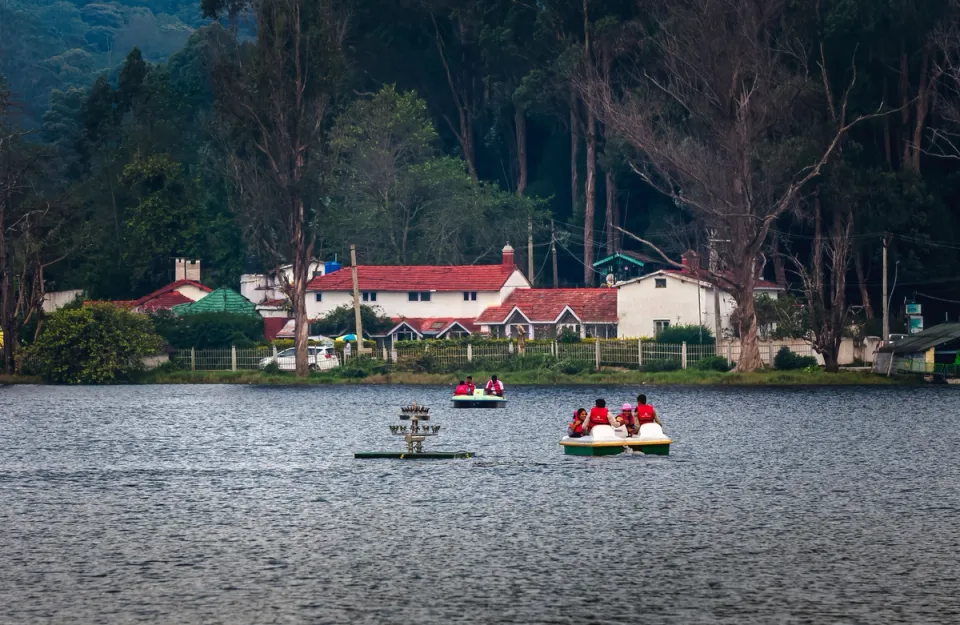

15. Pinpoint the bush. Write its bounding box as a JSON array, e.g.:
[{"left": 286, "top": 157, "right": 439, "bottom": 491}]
[
  {"left": 338, "top": 366, "right": 369, "bottom": 378},
  {"left": 694, "top": 355, "right": 732, "bottom": 372},
  {"left": 774, "top": 346, "right": 818, "bottom": 370},
  {"left": 641, "top": 359, "right": 682, "bottom": 372},
  {"left": 655, "top": 324, "right": 715, "bottom": 345},
  {"left": 557, "top": 328, "right": 581, "bottom": 343},
  {"left": 152, "top": 311, "right": 264, "bottom": 349},
  {"left": 553, "top": 359, "right": 587, "bottom": 375},
  {"left": 262, "top": 360, "right": 282, "bottom": 375},
  {"left": 29, "top": 303, "right": 164, "bottom": 384}
]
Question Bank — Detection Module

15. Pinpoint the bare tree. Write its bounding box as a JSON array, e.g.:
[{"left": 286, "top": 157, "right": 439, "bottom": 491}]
[
  {"left": 214, "top": 0, "right": 348, "bottom": 377},
  {"left": 583, "top": 0, "right": 877, "bottom": 371}
]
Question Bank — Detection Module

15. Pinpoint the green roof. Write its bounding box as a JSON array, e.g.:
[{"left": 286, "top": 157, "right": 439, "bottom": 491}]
[
  {"left": 173, "top": 288, "right": 259, "bottom": 316},
  {"left": 592, "top": 251, "right": 647, "bottom": 268}
]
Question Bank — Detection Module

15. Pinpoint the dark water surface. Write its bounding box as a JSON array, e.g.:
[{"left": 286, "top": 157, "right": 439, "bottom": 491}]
[{"left": 1, "top": 384, "right": 959, "bottom": 624}]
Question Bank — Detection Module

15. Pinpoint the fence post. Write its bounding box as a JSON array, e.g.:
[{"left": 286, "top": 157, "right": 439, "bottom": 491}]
[
  {"left": 191, "top": 347, "right": 195, "bottom": 371},
  {"left": 231, "top": 346, "right": 237, "bottom": 371},
  {"left": 273, "top": 345, "right": 278, "bottom": 358},
  {"left": 595, "top": 338, "right": 601, "bottom": 371},
  {"left": 508, "top": 341, "right": 514, "bottom": 354},
  {"left": 682, "top": 341, "right": 688, "bottom": 369},
  {"left": 467, "top": 343, "right": 473, "bottom": 362},
  {"left": 638, "top": 340, "right": 643, "bottom": 368},
  {"left": 552, "top": 340, "right": 557, "bottom": 358},
  {"left": 726, "top": 343, "right": 733, "bottom": 363},
  {"left": 382, "top": 346, "right": 388, "bottom": 361}
]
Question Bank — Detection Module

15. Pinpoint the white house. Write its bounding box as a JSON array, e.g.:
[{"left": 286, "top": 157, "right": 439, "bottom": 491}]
[
  {"left": 240, "top": 260, "right": 334, "bottom": 317},
  {"left": 476, "top": 288, "right": 619, "bottom": 338},
  {"left": 616, "top": 252, "right": 783, "bottom": 338},
  {"left": 304, "top": 244, "right": 531, "bottom": 321}
]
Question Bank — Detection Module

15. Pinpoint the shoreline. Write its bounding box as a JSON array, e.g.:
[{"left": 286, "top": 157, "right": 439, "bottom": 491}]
[{"left": 1, "top": 369, "right": 920, "bottom": 386}]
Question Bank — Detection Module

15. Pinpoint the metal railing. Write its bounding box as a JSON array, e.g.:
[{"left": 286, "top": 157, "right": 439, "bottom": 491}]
[{"left": 168, "top": 340, "right": 826, "bottom": 373}]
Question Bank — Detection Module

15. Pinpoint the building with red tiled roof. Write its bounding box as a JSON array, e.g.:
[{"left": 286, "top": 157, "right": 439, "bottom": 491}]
[
  {"left": 615, "top": 250, "right": 785, "bottom": 339},
  {"left": 476, "top": 288, "right": 619, "bottom": 339},
  {"left": 128, "top": 280, "right": 212, "bottom": 313},
  {"left": 304, "top": 244, "right": 531, "bottom": 321},
  {"left": 384, "top": 317, "right": 480, "bottom": 342}
]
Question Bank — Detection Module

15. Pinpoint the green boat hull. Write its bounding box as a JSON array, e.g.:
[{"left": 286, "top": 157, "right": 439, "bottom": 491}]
[
  {"left": 355, "top": 451, "right": 475, "bottom": 459},
  {"left": 562, "top": 442, "right": 670, "bottom": 456}
]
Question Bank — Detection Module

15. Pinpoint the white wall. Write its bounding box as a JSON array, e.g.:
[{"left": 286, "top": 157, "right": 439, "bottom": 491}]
[
  {"left": 174, "top": 284, "right": 210, "bottom": 302},
  {"left": 306, "top": 290, "right": 509, "bottom": 319},
  {"left": 241, "top": 261, "right": 326, "bottom": 305},
  {"left": 42, "top": 289, "right": 84, "bottom": 313},
  {"left": 617, "top": 274, "right": 736, "bottom": 338}
]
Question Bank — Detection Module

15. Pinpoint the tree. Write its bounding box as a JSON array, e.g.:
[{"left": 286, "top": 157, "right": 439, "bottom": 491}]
[
  {"left": 585, "top": 0, "right": 878, "bottom": 371},
  {"left": 28, "top": 303, "right": 164, "bottom": 384},
  {"left": 212, "top": 0, "right": 349, "bottom": 377},
  {"left": 311, "top": 304, "right": 393, "bottom": 337}
]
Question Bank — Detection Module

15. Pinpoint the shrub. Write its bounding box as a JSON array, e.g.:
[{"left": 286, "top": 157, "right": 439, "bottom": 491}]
[
  {"left": 641, "top": 359, "right": 682, "bottom": 372},
  {"left": 29, "top": 303, "right": 164, "bottom": 384},
  {"left": 774, "top": 346, "right": 818, "bottom": 370},
  {"left": 557, "top": 328, "right": 581, "bottom": 343},
  {"left": 655, "top": 324, "right": 715, "bottom": 345},
  {"left": 151, "top": 311, "right": 264, "bottom": 348},
  {"left": 262, "top": 360, "right": 282, "bottom": 375},
  {"left": 694, "top": 355, "right": 732, "bottom": 372},
  {"left": 338, "top": 366, "right": 369, "bottom": 378},
  {"left": 553, "top": 359, "right": 587, "bottom": 375}
]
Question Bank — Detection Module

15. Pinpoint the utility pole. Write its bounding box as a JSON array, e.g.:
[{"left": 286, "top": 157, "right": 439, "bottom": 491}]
[
  {"left": 882, "top": 234, "right": 890, "bottom": 343},
  {"left": 708, "top": 234, "right": 726, "bottom": 341},
  {"left": 350, "top": 244, "right": 367, "bottom": 353},
  {"left": 551, "top": 220, "right": 559, "bottom": 288},
  {"left": 528, "top": 216, "right": 535, "bottom": 285}
]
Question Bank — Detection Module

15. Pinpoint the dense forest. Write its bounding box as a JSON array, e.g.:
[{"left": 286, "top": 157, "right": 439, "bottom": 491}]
[{"left": 3, "top": 0, "right": 960, "bottom": 372}]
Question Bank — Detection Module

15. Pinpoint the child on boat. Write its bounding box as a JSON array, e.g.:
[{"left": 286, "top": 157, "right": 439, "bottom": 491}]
[
  {"left": 587, "top": 399, "right": 613, "bottom": 432},
  {"left": 454, "top": 380, "right": 469, "bottom": 395},
  {"left": 616, "top": 403, "right": 637, "bottom": 436},
  {"left": 568, "top": 409, "right": 587, "bottom": 438}
]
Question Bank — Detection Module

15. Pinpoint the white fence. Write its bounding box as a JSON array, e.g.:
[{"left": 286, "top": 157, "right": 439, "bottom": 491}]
[{"left": 170, "top": 340, "right": 833, "bottom": 372}]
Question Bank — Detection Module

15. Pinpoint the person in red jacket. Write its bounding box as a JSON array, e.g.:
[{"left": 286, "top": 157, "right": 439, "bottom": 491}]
[
  {"left": 587, "top": 398, "right": 613, "bottom": 432},
  {"left": 465, "top": 376, "right": 476, "bottom": 395},
  {"left": 485, "top": 375, "right": 504, "bottom": 397},
  {"left": 634, "top": 394, "right": 660, "bottom": 427},
  {"left": 616, "top": 403, "right": 637, "bottom": 436},
  {"left": 568, "top": 408, "right": 587, "bottom": 438},
  {"left": 454, "top": 380, "right": 469, "bottom": 395}
]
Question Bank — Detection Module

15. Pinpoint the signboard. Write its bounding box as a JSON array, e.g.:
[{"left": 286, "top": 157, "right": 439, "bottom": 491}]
[
  {"left": 908, "top": 316, "right": 924, "bottom": 334},
  {"left": 906, "top": 303, "right": 922, "bottom": 315}
]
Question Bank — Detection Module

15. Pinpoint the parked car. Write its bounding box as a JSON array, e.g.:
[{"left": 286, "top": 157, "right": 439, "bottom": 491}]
[{"left": 260, "top": 346, "right": 340, "bottom": 371}]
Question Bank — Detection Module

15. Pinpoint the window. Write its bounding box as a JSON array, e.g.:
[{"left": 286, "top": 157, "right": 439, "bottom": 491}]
[
  {"left": 655, "top": 278, "right": 667, "bottom": 289},
  {"left": 362, "top": 291, "right": 377, "bottom": 302},
  {"left": 315, "top": 292, "right": 322, "bottom": 302},
  {"left": 408, "top": 292, "right": 431, "bottom": 302},
  {"left": 463, "top": 291, "right": 477, "bottom": 301},
  {"left": 420, "top": 291, "right": 431, "bottom": 302},
  {"left": 654, "top": 320, "right": 670, "bottom": 336},
  {"left": 408, "top": 292, "right": 418, "bottom": 301},
  {"left": 312, "top": 271, "right": 323, "bottom": 278}
]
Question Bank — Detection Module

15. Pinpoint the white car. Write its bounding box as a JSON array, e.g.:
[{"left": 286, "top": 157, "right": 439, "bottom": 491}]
[{"left": 260, "top": 346, "right": 340, "bottom": 371}]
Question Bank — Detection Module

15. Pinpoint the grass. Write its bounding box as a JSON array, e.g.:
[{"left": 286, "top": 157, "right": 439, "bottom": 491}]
[
  {"left": 142, "top": 367, "right": 909, "bottom": 386},
  {"left": 0, "top": 374, "right": 42, "bottom": 384}
]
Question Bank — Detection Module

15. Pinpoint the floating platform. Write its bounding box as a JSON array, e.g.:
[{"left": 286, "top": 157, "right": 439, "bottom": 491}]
[
  {"left": 354, "top": 451, "right": 475, "bottom": 460},
  {"left": 451, "top": 394, "right": 507, "bottom": 409}
]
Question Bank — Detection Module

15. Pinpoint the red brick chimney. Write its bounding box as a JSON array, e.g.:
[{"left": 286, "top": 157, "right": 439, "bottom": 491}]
[{"left": 502, "top": 243, "right": 515, "bottom": 266}]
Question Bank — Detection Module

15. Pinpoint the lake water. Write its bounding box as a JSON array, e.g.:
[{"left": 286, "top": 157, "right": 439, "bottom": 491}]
[{"left": 1, "top": 384, "right": 959, "bottom": 624}]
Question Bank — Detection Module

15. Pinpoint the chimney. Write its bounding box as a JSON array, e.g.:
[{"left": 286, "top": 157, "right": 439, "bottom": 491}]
[
  {"left": 175, "top": 258, "right": 201, "bottom": 282},
  {"left": 681, "top": 250, "right": 699, "bottom": 272},
  {"left": 502, "top": 243, "right": 515, "bottom": 266}
]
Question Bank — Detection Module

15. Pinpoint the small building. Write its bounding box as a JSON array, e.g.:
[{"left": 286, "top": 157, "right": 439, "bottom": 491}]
[
  {"left": 173, "top": 287, "right": 259, "bottom": 316},
  {"left": 304, "top": 244, "right": 530, "bottom": 320},
  {"left": 876, "top": 322, "right": 960, "bottom": 373},
  {"left": 381, "top": 317, "right": 479, "bottom": 343},
  {"left": 591, "top": 250, "right": 656, "bottom": 284},
  {"left": 476, "top": 288, "right": 618, "bottom": 339},
  {"left": 240, "top": 260, "right": 339, "bottom": 316},
  {"left": 615, "top": 251, "right": 782, "bottom": 338},
  {"left": 42, "top": 289, "right": 85, "bottom": 313}
]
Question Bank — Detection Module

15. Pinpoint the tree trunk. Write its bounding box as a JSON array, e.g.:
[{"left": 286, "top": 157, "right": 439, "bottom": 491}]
[
  {"left": 515, "top": 105, "right": 527, "bottom": 196},
  {"left": 583, "top": 108, "right": 597, "bottom": 285},
  {"left": 771, "top": 231, "right": 787, "bottom": 287},
  {"left": 909, "top": 49, "right": 934, "bottom": 173},
  {"left": 604, "top": 169, "right": 616, "bottom": 255},
  {"left": 899, "top": 45, "right": 912, "bottom": 169},
  {"left": 822, "top": 347, "right": 840, "bottom": 373},
  {"left": 734, "top": 279, "right": 763, "bottom": 372},
  {"left": 570, "top": 96, "right": 580, "bottom": 213},
  {"left": 854, "top": 251, "right": 874, "bottom": 318}
]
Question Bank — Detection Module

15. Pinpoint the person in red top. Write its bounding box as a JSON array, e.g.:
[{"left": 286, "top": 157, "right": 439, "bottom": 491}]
[
  {"left": 465, "top": 376, "right": 476, "bottom": 395},
  {"left": 616, "top": 403, "right": 637, "bottom": 436},
  {"left": 587, "top": 398, "right": 613, "bottom": 432},
  {"left": 634, "top": 394, "right": 660, "bottom": 427},
  {"left": 485, "top": 375, "right": 504, "bottom": 397},
  {"left": 454, "top": 380, "right": 469, "bottom": 396},
  {"left": 568, "top": 408, "right": 587, "bottom": 438}
]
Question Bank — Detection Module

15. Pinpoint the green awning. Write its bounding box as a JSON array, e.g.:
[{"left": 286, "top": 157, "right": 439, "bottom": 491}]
[
  {"left": 592, "top": 251, "right": 647, "bottom": 268},
  {"left": 173, "top": 287, "right": 259, "bottom": 316}
]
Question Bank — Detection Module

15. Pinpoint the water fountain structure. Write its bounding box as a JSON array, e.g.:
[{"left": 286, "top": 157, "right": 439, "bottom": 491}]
[{"left": 354, "top": 402, "right": 474, "bottom": 459}]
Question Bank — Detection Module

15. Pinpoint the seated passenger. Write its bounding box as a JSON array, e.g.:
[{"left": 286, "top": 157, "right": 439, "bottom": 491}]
[
  {"left": 635, "top": 394, "right": 659, "bottom": 427},
  {"left": 454, "top": 380, "right": 469, "bottom": 395},
  {"left": 568, "top": 408, "right": 587, "bottom": 438},
  {"left": 485, "top": 375, "right": 504, "bottom": 397},
  {"left": 587, "top": 399, "right": 613, "bottom": 432},
  {"left": 465, "top": 376, "right": 476, "bottom": 395},
  {"left": 616, "top": 403, "right": 637, "bottom": 436}
]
